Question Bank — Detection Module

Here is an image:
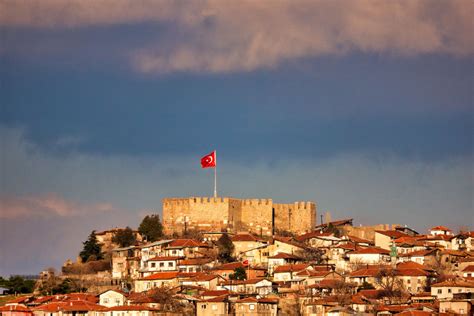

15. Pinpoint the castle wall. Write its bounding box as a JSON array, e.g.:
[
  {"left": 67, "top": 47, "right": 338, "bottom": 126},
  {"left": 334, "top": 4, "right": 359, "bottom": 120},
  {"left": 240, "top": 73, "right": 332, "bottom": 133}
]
[
  {"left": 240, "top": 199, "right": 274, "bottom": 236},
  {"left": 162, "top": 197, "right": 317, "bottom": 236},
  {"left": 274, "top": 201, "right": 316, "bottom": 234},
  {"left": 162, "top": 197, "right": 236, "bottom": 235}
]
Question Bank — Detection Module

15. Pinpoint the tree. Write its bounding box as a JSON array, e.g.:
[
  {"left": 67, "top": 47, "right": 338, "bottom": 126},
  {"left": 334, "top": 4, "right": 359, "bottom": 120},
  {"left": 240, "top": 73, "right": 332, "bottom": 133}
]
[
  {"left": 3, "top": 276, "right": 35, "bottom": 294},
  {"left": 149, "top": 286, "right": 185, "bottom": 312},
  {"left": 112, "top": 226, "right": 137, "bottom": 247},
  {"left": 375, "top": 268, "right": 404, "bottom": 304},
  {"left": 138, "top": 214, "right": 164, "bottom": 242},
  {"left": 216, "top": 233, "right": 235, "bottom": 263},
  {"left": 79, "top": 230, "right": 103, "bottom": 262},
  {"left": 229, "top": 267, "right": 247, "bottom": 280}
]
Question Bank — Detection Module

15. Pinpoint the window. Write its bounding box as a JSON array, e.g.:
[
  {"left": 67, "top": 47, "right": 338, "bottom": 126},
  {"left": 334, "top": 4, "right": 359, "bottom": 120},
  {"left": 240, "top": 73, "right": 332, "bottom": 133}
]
[
  {"left": 160, "top": 262, "right": 164, "bottom": 267},
  {"left": 103, "top": 298, "right": 109, "bottom": 303},
  {"left": 201, "top": 304, "right": 206, "bottom": 309},
  {"left": 115, "top": 299, "right": 120, "bottom": 305},
  {"left": 249, "top": 304, "right": 255, "bottom": 310},
  {"left": 448, "top": 289, "right": 452, "bottom": 293},
  {"left": 437, "top": 289, "right": 442, "bottom": 294},
  {"left": 151, "top": 262, "right": 156, "bottom": 268},
  {"left": 168, "top": 262, "right": 173, "bottom": 267},
  {"left": 407, "top": 279, "right": 411, "bottom": 284}
]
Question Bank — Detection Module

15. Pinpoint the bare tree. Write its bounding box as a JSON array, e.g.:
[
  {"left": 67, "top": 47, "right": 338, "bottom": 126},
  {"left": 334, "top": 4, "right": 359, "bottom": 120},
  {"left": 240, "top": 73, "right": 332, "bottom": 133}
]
[{"left": 375, "top": 268, "right": 404, "bottom": 304}]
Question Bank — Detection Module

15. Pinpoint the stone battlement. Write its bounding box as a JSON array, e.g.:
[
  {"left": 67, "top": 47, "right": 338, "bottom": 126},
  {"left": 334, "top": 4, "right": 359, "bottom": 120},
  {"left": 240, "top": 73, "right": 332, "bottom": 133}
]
[
  {"left": 242, "top": 198, "right": 272, "bottom": 205},
  {"left": 162, "top": 196, "right": 317, "bottom": 236}
]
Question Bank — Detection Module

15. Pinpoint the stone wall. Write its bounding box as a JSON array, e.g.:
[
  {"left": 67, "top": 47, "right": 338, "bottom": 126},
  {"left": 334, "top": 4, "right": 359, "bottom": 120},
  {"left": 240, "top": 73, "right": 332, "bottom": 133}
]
[
  {"left": 162, "top": 197, "right": 317, "bottom": 236},
  {"left": 274, "top": 201, "right": 316, "bottom": 235}
]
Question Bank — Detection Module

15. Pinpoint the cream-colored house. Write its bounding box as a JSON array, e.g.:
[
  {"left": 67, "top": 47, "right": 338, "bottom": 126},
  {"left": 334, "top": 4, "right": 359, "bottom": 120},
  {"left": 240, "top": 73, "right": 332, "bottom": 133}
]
[
  {"left": 234, "top": 297, "right": 278, "bottom": 316},
  {"left": 141, "top": 256, "right": 182, "bottom": 276},
  {"left": 196, "top": 296, "right": 229, "bottom": 316},
  {"left": 98, "top": 290, "right": 127, "bottom": 307},
  {"left": 431, "top": 280, "right": 474, "bottom": 300},
  {"left": 134, "top": 271, "right": 180, "bottom": 292},
  {"left": 346, "top": 247, "right": 390, "bottom": 264}
]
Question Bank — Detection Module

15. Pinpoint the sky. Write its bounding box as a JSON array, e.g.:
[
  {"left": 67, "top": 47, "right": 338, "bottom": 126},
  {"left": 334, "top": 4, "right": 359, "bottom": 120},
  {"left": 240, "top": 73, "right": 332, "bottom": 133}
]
[{"left": 0, "top": 0, "right": 473, "bottom": 276}]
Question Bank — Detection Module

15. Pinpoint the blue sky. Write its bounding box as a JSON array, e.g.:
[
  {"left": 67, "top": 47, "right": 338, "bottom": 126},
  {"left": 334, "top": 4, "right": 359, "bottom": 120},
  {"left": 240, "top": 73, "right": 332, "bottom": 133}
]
[{"left": 0, "top": 0, "right": 472, "bottom": 275}]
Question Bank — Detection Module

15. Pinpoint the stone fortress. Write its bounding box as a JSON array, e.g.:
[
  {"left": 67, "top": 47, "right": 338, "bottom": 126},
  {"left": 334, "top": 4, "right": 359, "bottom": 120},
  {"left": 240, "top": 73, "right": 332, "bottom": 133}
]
[{"left": 162, "top": 197, "right": 316, "bottom": 236}]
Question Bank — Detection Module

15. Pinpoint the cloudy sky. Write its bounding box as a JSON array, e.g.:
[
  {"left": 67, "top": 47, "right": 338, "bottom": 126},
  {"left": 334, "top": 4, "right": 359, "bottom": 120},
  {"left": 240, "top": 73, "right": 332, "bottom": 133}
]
[{"left": 0, "top": 0, "right": 472, "bottom": 275}]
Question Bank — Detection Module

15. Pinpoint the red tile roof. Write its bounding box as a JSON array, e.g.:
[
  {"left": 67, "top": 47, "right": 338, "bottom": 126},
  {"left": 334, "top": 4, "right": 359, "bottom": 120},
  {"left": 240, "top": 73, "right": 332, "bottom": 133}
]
[
  {"left": 295, "top": 231, "right": 333, "bottom": 242},
  {"left": 140, "top": 271, "right": 180, "bottom": 280},
  {"left": 348, "top": 247, "right": 390, "bottom": 255},
  {"left": 148, "top": 256, "right": 183, "bottom": 261},
  {"left": 179, "top": 258, "right": 213, "bottom": 265},
  {"left": 273, "top": 263, "right": 310, "bottom": 273},
  {"left": 213, "top": 262, "right": 244, "bottom": 271},
  {"left": 462, "top": 265, "right": 474, "bottom": 272},
  {"left": 375, "top": 230, "right": 410, "bottom": 239},
  {"left": 105, "top": 305, "right": 159, "bottom": 311},
  {"left": 431, "top": 279, "right": 474, "bottom": 288},
  {"left": 395, "top": 269, "right": 430, "bottom": 277},
  {"left": 167, "top": 239, "right": 209, "bottom": 248},
  {"left": 231, "top": 234, "right": 259, "bottom": 242},
  {"left": 0, "top": 305, "right": 31, "bottom": 312},
  {"left": 397, "top": 261, "right": 432, "bottom": 271},
  {"left": 430, "top": 225, "right": 452, "bottom": 231},
  {"left": 349, "top": 267, "right": 381, "bottom": 277},
  {"left": 200, "top": 295, "right": 228, "bottom": 303},
  {"left": 201, "top": 290, "right": 231, "bottom": 297}
]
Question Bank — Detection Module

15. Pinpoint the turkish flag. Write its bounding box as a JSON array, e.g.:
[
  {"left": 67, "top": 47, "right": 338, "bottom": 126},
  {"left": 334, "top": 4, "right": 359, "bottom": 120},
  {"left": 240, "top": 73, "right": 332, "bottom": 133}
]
[
  {"left": 243, "top": 260, "right": 249, "bottom": 266},
  {"left": 201, "top": 151, "right": 216, "bottom": 168}
]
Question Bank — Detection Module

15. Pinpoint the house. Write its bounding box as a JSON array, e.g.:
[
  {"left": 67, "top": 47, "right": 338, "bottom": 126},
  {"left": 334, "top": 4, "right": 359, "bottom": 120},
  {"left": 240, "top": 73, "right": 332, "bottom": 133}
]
[
  {"left": 346, "top": 247, "right": 391, "bottom": 264},
  {"left": 234, "top": 297, "right": 278, "bottom": 316},
  {"left": 439, "top": 295, "right": 472, "bottom": 315},
  {"left": 218, "top": 278, "right": 273, "bottom": 296},
  {"left": 98, "top": 290, "right": 127, "bottom": 307},
  {"left": 429, "top": 225, "right": 453, "bottom": 236},
  {"left": 269, "top": 237, "right": 306, "bottom": 258},
  {"left": 141, "top": 256, "right": 183, "bottom": 276},
  {"left": 177, "top": 257, "right": 213, "bottom": 273},
  {"left": 134, "top": 271, "right": 180, "bottom": 292},
  {"left": 0, "top": 305, "right": 33, "bottom": 316},
  {"left": 451, "top": 231, "right": 474, "bottom": 251},
  {"left": 348, "top": 266, "right": 382, "bottom": 287},
  {"left": 268, "top": 252, "right": 303, "bottom": 275},
  {"left": 32, "top": 301, "right": 106, "bottom": 316},
  {"left": 395, "top": 268, "right": 430, "bottom": 294},
  {"left": 103, "top": 305, "right": 160, "bottom": 316},
  {"left": 295, "top": 231, "right": 341, "bottom": 248},
  {"left": 196, "top": 295, "right": 230, "bottom": 316},
  {"left": 164, "top": 239, "right": 210, "bottom": 258},
  {"left": 375, "top": 230, "right": 410, "bottom": 250},
  {"left": 397, "top": 249, "right": 438, "bottom": 266},
  {"left": 212, "top": 262, "right": 246, "bottom": 280},
  {"left": 461, "top": 265, "right": 474, "bottom": 278},
  {"left": 111, "top": 246, "right": 141, "bottom": 280},
  {"left": 431, "top": 279, "right": 474, "bottom": 300},
  {"left": 273, "top": 263, "right": 312, "bottom": 282},
  {"left": 180, "top": 273, "right": 224, "bottom": 290},
  {"left": 231, "top": 234, "right": 267, "bottom": 258}
]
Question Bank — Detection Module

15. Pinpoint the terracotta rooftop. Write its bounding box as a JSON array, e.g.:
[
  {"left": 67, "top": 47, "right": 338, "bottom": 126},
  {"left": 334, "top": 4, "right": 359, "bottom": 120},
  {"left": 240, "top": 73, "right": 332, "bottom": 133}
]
[
  {"left": 273, "top": 263, "right": 310, "bottom": 273},
  {"left": 213, "top": 262, "right": 244, "bottom": 270},
  {"left": 462, "top": 265, "right": 474, "bottom": 272},
  {"left": 430, "top": 225, "right": 452, "bottom": 231},
  {"left": 140, "top": 271, "right": 180, "bottom": 280},
  {"left": 348, "top": 247, "right": 390, "bottom": 255},
  {"left": 375, "top": 230, "right": 410, "bottom": 239},
  {"left": 105, "top": 305, "right": 159, "bottom": 311},
  {"left": 147, "top": 256, "right": 184, "bottom": 261},
  {"left": 167, "top": 239, "right": 209, "bottom": 248},
  {"left": 201, "top": 290, "right": 231, "bottom": 297},
  {"left": 231, "top": 234, "right": 260, "bottom": 242},
  {"left": 295, "top": 231, "right": 333, "bottom": 242}
]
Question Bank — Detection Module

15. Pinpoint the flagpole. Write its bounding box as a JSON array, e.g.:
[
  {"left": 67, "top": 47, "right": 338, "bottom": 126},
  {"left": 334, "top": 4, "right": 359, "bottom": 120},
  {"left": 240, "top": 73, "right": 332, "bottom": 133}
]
[{"left": 214, "top": 150, "right": 217, "bottom": 198}]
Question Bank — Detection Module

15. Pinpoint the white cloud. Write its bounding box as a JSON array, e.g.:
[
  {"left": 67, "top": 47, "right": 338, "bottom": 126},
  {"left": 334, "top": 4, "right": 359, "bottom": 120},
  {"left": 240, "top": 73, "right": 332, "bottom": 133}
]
[{"left": 1, "top": 0, "right": 472, "bottom": 73}]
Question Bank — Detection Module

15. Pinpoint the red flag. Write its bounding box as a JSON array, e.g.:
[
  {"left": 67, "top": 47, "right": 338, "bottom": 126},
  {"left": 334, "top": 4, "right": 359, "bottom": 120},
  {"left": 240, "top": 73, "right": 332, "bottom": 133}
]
[
  {"left": 201, "top": 151, "right": 216, "bottom": 168},
  {"left": 243, "top": 259, "right": 249, "bottom": 266}
]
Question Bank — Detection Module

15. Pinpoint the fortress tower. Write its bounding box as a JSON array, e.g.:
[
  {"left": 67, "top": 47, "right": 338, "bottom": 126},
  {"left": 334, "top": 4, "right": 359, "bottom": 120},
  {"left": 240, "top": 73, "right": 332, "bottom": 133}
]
[{"left": 162, "top": 197, "right": 316, "bottom": 236}]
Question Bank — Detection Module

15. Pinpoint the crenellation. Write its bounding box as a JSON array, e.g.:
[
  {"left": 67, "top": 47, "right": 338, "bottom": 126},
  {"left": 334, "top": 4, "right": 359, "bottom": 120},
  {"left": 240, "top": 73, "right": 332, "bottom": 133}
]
[{"left": 162, "top": 196, "right": 316, "bottom": 235}]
